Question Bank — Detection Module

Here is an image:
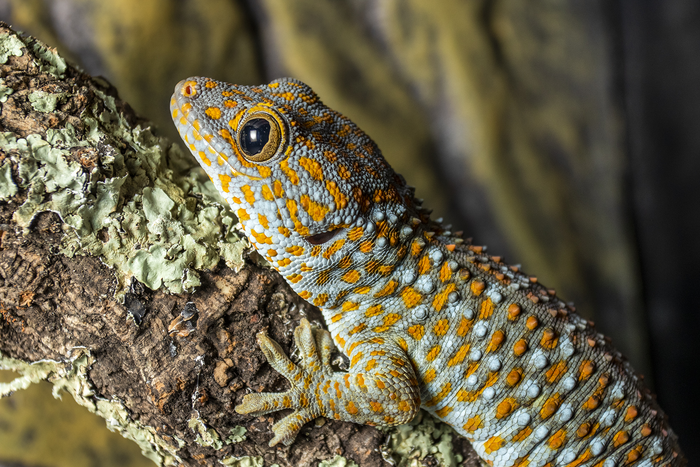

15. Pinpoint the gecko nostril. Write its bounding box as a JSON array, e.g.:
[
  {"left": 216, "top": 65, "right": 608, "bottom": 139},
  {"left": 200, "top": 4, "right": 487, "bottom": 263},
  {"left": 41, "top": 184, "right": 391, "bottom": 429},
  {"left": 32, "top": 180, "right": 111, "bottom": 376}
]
[{"left": 305, "top": 229, "right": 342, "bottom": 245}]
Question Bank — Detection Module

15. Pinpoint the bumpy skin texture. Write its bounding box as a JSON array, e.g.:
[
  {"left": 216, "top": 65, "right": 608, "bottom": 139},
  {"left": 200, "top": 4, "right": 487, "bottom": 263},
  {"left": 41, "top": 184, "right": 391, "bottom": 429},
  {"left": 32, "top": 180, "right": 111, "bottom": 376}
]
[{"left": 171, "top": 77, "right": 685, "bottom": 466}]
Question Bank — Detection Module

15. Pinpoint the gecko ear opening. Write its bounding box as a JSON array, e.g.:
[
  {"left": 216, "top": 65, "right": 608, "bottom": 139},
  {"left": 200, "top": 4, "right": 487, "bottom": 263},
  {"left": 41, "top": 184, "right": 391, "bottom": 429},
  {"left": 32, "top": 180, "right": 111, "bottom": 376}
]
[{"left": 305, "top": 229, "right": 342, "bottom": 245}]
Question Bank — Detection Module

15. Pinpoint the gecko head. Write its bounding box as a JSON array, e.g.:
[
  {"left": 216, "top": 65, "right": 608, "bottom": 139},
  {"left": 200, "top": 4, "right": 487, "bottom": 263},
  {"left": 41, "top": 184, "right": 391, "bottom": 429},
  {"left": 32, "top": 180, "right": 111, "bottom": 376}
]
[{"left": 171, "top": 77, "right": 419, "bottom": 287}]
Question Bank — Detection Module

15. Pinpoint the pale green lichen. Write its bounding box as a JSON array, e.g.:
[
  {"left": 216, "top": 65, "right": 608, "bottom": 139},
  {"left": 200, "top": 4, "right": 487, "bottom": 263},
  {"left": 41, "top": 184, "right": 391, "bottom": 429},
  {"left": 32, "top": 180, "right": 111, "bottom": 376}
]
[
  {"left": 383, "top": 411, "right": 463, "bottom": 467},
  {"left": 0, "top": 30, "right": 247, "bottom": 298},
  {"left": 219, "top": 456, "right": 264, "bottom": 467},
  {"left": 0, "top": 27, "right": 250, "bottom": 467},
  {"left": 318, "top": 455, "right": 359, "bottom": 467},
  {"left": 0, "top": 160, "right": 16, "bottom": 200},
  {"left": 0, "top": 33, "right": 24, "bottom": 64},
  {"left": 0, "top": 349, "right": 182, "bottom": 466},
  {"left": 29, "top": 90, "right": 68, "bottom": 113},
  {"left": 0, "top": 78, "right": 13, "bottom": 102},
  {"left": 188, "top": 415, "right": 224, "bottom": 450},
  {"left": 226, "top": 425, "right": 247, "bottom": 444}
]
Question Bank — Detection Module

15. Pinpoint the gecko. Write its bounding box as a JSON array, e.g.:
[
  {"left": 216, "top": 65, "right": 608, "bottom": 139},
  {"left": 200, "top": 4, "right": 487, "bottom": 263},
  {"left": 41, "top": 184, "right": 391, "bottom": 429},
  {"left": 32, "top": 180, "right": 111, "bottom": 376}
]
[{"left": 170, "top": 76, "right": 685, "bottom": 467}]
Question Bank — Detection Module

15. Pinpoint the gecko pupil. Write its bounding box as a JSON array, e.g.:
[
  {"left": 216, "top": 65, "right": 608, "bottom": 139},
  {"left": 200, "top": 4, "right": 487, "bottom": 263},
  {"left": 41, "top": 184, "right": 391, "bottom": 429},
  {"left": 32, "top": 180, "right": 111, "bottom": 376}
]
[{"left": 240, "top": 118, "right": 271, "bottom": 156}]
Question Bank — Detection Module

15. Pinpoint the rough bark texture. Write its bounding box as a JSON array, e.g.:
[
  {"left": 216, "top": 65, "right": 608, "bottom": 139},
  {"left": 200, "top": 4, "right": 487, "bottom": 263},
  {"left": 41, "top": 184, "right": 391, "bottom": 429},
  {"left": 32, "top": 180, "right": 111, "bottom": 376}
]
[{"left": 0, "top": 25, "right": 478, "bottom": 467}]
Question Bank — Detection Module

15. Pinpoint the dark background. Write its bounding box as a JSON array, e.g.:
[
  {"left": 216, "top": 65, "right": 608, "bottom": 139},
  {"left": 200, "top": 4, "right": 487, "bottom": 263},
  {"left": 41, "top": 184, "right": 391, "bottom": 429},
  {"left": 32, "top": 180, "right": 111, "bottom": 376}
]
[{"left": 0, "top": 0, "right": 698, "bottom": 464}]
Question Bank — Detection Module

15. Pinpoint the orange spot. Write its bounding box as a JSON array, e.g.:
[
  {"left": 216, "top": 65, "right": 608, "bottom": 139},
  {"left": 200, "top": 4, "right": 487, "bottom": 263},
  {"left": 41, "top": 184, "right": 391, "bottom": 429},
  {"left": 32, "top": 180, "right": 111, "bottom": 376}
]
[
  {"left": 547, "top": 429, "right": 567, "bottom": 449},
  {"left": 369, "top": 401, "right": 383, "bottom": 413},
  {"left": 433, "top": 319, "right": 450, "bottom": 337},
  {"left": 513, "top": 339, "right": 528, "bottom": 356},
  {"left": 417, "top": 256, "right": 431, "bottom": 275},
  {"left": 540, "top": 328, "right": 558, "bottom": 349},
  {"left": 425, "top": 382, "right": 452, "bottom": 407},
  {"left": 365, "top": 304, "right": 383, "bottom": 317},
  {"left": 346, "top": 401, "right": 358, "bottom": 415},
  {"left": 486, "top": 329, "right": 505, "bottom": 352},
  {"left": 435, "top": 405, "right": 453, "bottom": 418},
  {"left": 470, "top": 280, "right": 485, "bottom": 296},
  {"left": 463, "top": 415, "right": 482, "bottom": 433},
  {"left": 261, "top": 184, "right": 274, "bottom": 201},
  {"left": 545, "top": 361, "right": 568, "bottom": 384},
  {"left": 341, "top": 269, "right": 361, "bottom": 283},
  {"left": 300, "top": 194, "right": 329, "bottom": 221},
  {"left": 525, "top": 316, "right": 539, "bottom": 330},
  {"left": 205, "top": 107, "right": 222, "bottom": 119},
  {"left": 280, "top": 160, "right": 299, "bottom": 185},
  {"left": 512, "top": 427, "right": 533, "bottom": 442},
  {"left": 613, "top": 430, "right": 630, "bottom": 448},
  {"left": 484, "top": 436, "right": 505, "bottom": 454},
  {"left": 583, "top": 394, "right": 601, "bottom": 410},
  {"left": 432, "top": 283, "right": 456, "bottom": 311},
  {"left": 236, "top": 208, "right": 250, "bottom": 221},
  {"left": 401, "top": 287, "right": 423, "bottom": 309},
  {"left": 579, "top": 360, "right": 596, "bottom": 380},
  {"left": 422, "top": 368, "right": 436, "bottom": 384},
  {"left": 541, "top": 395, "right": 561, "bottom": 419},
  {"left": 576, "top": 423, "right": 591, "bottom": 438},
  {"left": 408, "top": 324, "right": 425, "bottom": 340},
  {"left": 506, "top": 368, "right": 523, "bottom": 386},
  {"left": 479, "top": 298, "right": 495, "bottom": 319},
  {"left": 374, "top": 313, "right": 401, "bottom": 333},
  {"left": 299, "top": 157, "right": 324, "bottom": 180},
  {"left": 439, "top": 262, "right": 452, "bottom": 282},
  {"left": 447, "top": 344, "right": 470, "bottom": 367},
  {"left": 241, "top": 185, "right": 255, "bottom": 205},
  {"left": 456, "top": 316, "right": 473, "bottom": 337},
  {"left": 323, "top": 238, "right": 346, "bottom": 259},
  {"left": 426, "top": 345, "right": 441, "bottom": 361},
  {"left": 496, "top": 398, "right": 517, "bottom": 419},
  {"left": 624, "top": 405, "right": 638, "bottom": 422},
  {"left": 507, "top": 303, "right": 521, "bottom": 320}
]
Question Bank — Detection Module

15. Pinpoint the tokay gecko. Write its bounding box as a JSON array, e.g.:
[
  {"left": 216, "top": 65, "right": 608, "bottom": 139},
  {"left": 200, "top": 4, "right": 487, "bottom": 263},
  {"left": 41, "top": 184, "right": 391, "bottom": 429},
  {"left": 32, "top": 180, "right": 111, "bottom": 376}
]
[{"left": 170, "top": 76, "right": 684, "bottom": 466}]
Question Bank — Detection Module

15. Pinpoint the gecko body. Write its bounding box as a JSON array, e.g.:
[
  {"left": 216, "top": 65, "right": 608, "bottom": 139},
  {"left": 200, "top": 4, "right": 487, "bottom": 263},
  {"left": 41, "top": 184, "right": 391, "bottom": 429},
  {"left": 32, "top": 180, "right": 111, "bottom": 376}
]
[{"left": 170, "top": 77, "right": 684, "bottom": 466}]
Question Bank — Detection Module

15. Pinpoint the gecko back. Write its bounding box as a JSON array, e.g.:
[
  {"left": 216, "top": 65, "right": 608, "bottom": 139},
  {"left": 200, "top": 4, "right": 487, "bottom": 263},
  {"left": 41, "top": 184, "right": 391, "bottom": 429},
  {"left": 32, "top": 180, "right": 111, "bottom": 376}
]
[{"left": 171, "top": 76, "right": 685, "bottom": 466}]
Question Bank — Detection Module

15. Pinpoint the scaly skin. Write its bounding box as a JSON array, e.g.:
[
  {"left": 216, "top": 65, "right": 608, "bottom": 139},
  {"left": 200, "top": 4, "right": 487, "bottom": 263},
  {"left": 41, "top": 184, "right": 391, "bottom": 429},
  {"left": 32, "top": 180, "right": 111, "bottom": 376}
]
[{"left": 170, "top": 77, "right": 685, "bottom": 466}]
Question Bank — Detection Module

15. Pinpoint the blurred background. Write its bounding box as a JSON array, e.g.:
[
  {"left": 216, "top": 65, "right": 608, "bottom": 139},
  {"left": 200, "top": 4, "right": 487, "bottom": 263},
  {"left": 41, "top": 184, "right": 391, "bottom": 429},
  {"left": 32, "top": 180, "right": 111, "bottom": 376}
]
[{"left": 0, "top": 0, "right": 698, "bottom": 465}]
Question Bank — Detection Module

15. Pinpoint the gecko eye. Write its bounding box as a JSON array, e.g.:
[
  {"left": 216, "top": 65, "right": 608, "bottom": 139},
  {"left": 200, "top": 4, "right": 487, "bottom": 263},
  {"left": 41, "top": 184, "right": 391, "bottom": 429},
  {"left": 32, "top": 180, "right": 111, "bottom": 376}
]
[
  {"left": 238, "top": 113, "right": 282, "bottom": 162},
  {"left": 305, "top": 229, "right": 342, "bottom": 245}
]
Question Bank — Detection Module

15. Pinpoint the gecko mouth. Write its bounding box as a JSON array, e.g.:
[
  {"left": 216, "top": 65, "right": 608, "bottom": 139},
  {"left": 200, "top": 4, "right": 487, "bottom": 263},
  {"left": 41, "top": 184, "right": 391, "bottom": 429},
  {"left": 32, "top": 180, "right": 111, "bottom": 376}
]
[{"left": 305, "top": 229, "right": 343, "bottom": 245}]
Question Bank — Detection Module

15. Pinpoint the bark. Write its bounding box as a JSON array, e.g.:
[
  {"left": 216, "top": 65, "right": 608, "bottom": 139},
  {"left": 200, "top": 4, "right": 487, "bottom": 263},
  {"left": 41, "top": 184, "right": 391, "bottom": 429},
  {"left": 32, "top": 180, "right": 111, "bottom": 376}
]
[{"left": 0, "top": 23, "right": 480, "bottom": 467}]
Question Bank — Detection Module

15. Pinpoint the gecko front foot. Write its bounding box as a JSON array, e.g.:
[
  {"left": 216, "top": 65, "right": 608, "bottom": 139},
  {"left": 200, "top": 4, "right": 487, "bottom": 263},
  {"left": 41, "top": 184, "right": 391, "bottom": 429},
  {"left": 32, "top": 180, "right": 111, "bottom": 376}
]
[{"left": 235, "top": 318, "right": 335, "bottom": 446}]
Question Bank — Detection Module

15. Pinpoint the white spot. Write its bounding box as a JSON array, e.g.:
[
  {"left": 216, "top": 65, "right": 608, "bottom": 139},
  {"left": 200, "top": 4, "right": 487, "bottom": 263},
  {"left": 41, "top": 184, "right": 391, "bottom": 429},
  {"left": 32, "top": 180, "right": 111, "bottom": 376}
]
[
  {"left": 466, "top": 374, "right": 479, "bottom": 387},
  {"left": 603, "top": 458, "right": 617, "bottom": 467},
  {"left": 533, "top": 353, "right": 548, "bottom": 369},
  {"left": 448, "top": 260, "right": 459, "bottom": 271},
  {"left": 561, "top": 450, "right": 576, "bottom": 463},
  {"left": 482, "top": 387, "right": 495, "bottom": 400},
  {"left": 534, "top": 425, "right": 549, "bottom": 440},
  {"left": 562, "top": 377, "right": 576, "bottom": 392},
  {"left": 591, "top": 440, "right": 605, "bottom": 456},
  {"left": 516, "top": 412, "right": 531, "bottom": 426},
  {"left": 401, "top": 226, "right": 413, "bottom": 237},
  {"left": 558, "top": 405, "right": 573, "bottom": 422},
  {"left": 488, "top": 357, "right": 501, "bottom": 372},
  {"left": 376, "top": 237, "right": 388, "bottom": 247},
  {"left": 373, "top": 211, "right": 385, "bottom": 221},
  {"left": 470, "top": 349, "right": 482, "bottom": 361},
  {"left": 413, "top": 306, "right": 428, "bottom": 322},
  {"left": 600, "top": 409, "right": 617, "bottom": 427},
  {"left": 474, "top": 322, "right": 488, "bottom": 338},
  {"left": 448, "top": 292, "right": 460, "bottom": 303},
  {"left": 490, "top": 291, "right": 503, "bottom": 303},
  {"left": 526, "top": 384, "right": 540, "bottom": 398},
  {"left": 464, "top": 308, "right": 475, "bottom": 319}
]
